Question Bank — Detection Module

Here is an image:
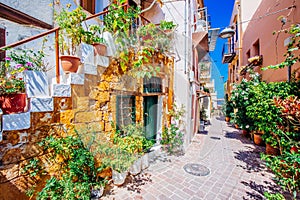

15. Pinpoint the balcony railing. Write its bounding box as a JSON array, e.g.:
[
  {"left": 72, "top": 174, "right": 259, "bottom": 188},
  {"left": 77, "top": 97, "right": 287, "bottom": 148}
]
[
  {"left": 0, "top": 3, "right": 139, "bottom": 84},
  {"left": 222, "top": 42, "right": 236, "bottom": 64},
  {"left": 193, "top": 7, "right": 210, "bottom": 32}
]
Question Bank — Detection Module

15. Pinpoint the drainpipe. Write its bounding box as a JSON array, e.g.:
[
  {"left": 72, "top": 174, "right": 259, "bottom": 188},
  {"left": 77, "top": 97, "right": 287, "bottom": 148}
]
[{"left": 184, "top": 0, "right": 188, "bottom": 74}]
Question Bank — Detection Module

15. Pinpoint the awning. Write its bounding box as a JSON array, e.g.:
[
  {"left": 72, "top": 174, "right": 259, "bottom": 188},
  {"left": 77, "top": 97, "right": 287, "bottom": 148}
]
[
  {"left": 208, "top": 28, "right": 220, "bottom": 51},
  {"left": 192, "top": 31, "right": 209, "bottom": 52}
]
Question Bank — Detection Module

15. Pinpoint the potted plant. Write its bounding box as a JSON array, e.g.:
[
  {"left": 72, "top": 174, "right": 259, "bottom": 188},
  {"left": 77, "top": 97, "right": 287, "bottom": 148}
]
[
  {"left": 55, "top": 5, "right": 87, "bottom": 73},
  {"left": 6, "top": 46, "right": 50, "bottom": 97},
  {"left": 83, "top": 24, "right": 108, "bottom": 56},
  {"left": 101, "top": 146, "right": 135, "bottom": 186},
  {"left": 159, "top": 20, "right": 176, "bottom": 33},
  {"left": 0, "top": 56, "right": 27, "bottom": 114}
]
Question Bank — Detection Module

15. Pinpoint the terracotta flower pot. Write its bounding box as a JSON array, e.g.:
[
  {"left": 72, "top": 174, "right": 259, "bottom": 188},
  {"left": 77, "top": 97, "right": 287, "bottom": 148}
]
[
  {"left": 225, "top": 117, "right": 230, "bottom": 122},
  {"left": 60, "top": 55, "right": 80, "bottom": 73},
  {"left": 242, "top": 130, "right": 249, "bottom": 136},
  {"left": 253, "top": 132, "right": 264, "bottom": 146},
  {"left": 265, "top": 143, "right": 280, "bottom": 155},
  {"left": 0, "top": 93, "right": 27, "bottom": 114},
  {"left": 93, "top": 43, "right": 107, "bottom": 56}
]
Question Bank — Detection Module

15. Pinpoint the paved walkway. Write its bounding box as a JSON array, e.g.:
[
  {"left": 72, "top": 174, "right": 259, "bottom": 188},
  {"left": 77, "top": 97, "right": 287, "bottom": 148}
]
[{"left": 101, "top": 117, "right": 282, "bottom": 200}]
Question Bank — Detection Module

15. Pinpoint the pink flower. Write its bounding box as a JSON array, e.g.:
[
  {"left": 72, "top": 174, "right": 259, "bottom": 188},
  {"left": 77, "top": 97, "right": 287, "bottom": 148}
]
[
  {"left": 5, "top": 57, "right": 11, "bottom": 61},
  {"left": 26, "top": 62, "right": 33, "bottom": 66}
]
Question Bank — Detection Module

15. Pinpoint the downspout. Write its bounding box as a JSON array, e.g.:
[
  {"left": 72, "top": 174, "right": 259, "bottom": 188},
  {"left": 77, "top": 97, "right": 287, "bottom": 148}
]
[{"left": 184, "top": 0, "right": 188, "bottom": 74}]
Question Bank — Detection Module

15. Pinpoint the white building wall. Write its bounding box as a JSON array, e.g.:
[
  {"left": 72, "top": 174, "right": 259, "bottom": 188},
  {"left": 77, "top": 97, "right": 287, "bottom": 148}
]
[
  {"left": 162, "top": 1, "right": 195, "bottom": 149},
  {"left": 0, "top": 0, "right": 53, "bottom": 25}
]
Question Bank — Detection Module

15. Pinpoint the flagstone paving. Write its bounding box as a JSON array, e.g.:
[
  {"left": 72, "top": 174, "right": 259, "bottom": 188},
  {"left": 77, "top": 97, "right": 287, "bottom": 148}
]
[{"left": 101, "top": 117, "right": 282, "bottom": 200}]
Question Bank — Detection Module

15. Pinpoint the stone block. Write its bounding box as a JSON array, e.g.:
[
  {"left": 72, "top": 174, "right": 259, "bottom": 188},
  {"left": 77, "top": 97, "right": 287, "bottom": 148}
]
[
  {"left": 60, "top": 110, "right": 75, "bottom": 125},
  {"left": 25, "top": 71, "right": 49, "bottom": 97},
  {"left": 30, "top": 97, "right": 54, "bottom": 112},
  {"left": 76, "top": 97, "right": 90, "bottom": 111},
  {"left": 52, "top": 84, "right": 71, "bottom": 97},
  {"left": 3, "top": 112, "right": 31, "bottom": 131},
  {"left": 88, "top": 122, "right": 104, "bottom": 132},
  {"left": 105, "top": 122, "right": 112, "bottom": 132},
  {"left": 2, "top": 148, "right": 21, "bottom": 165},
  {"left": 66, "top": 73, "right": 85, "bottom": 85},
  {"left": 97, "top": 92, "right": 110, "bottom": 104},
  {"left": 95, "top": 55, "right": 109, "bottom": 67},
  {"left": 99, "top": 81, "right": 109, "bottom": 91},
  {"left": 84, "top": 63, "right": 98, "bottom": 75},
  {"left": 75, "top": 111, "right": 102, "bottom": 123}
]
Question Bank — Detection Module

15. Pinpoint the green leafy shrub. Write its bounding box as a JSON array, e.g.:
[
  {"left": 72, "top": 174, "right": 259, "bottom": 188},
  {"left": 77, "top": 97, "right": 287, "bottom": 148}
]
[
  {"left": 161, "top": 104, "right": 185, "bottom": 154},
  {"left": 22, "top": 132, "right": 106, "bottom": 200}
]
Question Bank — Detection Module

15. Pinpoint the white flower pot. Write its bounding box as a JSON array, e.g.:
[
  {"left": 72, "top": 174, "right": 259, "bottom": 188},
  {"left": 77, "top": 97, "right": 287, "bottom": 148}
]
[
  {"left": 141, "top": 153, "right": 149, "bottom": 170},
  {"left": 112, "top": 170, "right": 128, "bottom": 186},
  {"left": 129, "top": 158, "right": 142, "bottom": 175}
]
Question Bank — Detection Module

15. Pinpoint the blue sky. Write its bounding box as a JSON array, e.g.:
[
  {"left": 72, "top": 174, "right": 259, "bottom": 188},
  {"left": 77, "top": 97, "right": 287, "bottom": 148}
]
[{"left": 204, "top": 0, "right": 235, "bottom": 81}]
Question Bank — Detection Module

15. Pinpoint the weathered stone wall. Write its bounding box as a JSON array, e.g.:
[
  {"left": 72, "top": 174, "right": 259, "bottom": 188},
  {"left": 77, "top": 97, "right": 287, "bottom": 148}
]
[{"left": 0, "top": 54, "right": 174, "bottom": 199}]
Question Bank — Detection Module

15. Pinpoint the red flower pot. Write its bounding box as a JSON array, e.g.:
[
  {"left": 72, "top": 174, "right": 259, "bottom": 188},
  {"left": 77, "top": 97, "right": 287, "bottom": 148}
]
[{"left": 0, "top": 93, "right": 27, "bottom": 114}]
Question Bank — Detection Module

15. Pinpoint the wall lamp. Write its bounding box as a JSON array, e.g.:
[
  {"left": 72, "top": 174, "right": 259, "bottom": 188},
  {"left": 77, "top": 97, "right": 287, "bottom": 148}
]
[{"left": 218, "top": 27, "right": 235, "bottom": 39}]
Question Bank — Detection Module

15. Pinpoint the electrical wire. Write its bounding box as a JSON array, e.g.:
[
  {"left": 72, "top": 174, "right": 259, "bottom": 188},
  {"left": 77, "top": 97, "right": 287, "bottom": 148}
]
[{"left": 220, "top": 5, "right": 296, "bottom": 30}]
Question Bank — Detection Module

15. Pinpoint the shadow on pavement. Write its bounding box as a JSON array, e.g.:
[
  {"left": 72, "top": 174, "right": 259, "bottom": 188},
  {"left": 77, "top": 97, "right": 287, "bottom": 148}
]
[
  {"left": 103, "top": 173, "right": 153, "bottom": 197},
  {"left": 234, "top": 145, "right": 265, "bottom": 173},
  {"left": 215, "top": 116, "right": 225, "bottom": 121},
  {"left": 241, "top": 180, "right": 282, "bottom": 200},
  {"left": 198, "top": 130, "right": 208, "bottom": 135},
  {"left": 125, "top": 173, "right": 152, "bottom": 193}
]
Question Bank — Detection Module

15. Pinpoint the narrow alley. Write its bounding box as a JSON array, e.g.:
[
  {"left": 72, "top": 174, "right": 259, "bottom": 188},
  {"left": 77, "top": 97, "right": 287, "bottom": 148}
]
[{"left": 101, "top": 117, "right": 282, "bottom": 200}]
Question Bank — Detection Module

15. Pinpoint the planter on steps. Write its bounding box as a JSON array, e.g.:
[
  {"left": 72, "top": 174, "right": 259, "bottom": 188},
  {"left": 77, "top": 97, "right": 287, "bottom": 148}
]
[{"left": 60, "top": 55, "right": 80, "bottom": 73}]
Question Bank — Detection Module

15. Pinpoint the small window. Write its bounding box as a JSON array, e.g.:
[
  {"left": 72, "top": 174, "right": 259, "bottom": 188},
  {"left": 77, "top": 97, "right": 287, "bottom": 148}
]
[
  {"left": 116, "top": 95, "right": 136, "bottom": 129},
  {"left": 143, "top": 77, "right": 162, "bottom": 93},
  {"left": 246, "top": 50, "right": 250, "bottom": 63},
  {"left": 253, "top": 39, "right": 260, "bottom": 56},
  {"left": 235, "top": 21, "right": 238, "bottom": 42}
]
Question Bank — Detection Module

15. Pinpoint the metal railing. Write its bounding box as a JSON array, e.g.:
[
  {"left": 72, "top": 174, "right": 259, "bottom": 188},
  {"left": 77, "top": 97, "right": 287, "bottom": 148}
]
[
  {"left": 193, "top": 7, "right": 209, "bottom": 32},
  {"left": 0, "top": 3, "right": 129, "bottom": 84},
  {"left": 222, "top": 42, "right": 235, "bottom": 56}
]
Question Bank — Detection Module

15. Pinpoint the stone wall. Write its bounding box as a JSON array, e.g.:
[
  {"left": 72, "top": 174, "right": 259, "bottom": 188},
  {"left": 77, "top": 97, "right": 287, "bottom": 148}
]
[{"left": 0, "top": 53, "right": 174, "bottom": 199}]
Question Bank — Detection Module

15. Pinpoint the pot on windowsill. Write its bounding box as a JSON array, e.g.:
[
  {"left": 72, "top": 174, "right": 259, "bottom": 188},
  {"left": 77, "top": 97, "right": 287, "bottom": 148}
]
[
  {"left": 60, "top": 55, "right": 80, "bottom": 74},
  {"left": 0, "top": 93, "right": 28, "bottom": 114}
]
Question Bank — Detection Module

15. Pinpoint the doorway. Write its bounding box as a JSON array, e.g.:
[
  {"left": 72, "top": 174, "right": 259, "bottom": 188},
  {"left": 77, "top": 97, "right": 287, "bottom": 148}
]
[{"left": 143, "top": 96, "right": 158, "bottom": 140}]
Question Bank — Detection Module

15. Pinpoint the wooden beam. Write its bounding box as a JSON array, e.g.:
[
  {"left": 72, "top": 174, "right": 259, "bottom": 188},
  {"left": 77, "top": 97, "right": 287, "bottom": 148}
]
[{"left": 0, "top": 3, "right": 53, "bottom": 29}]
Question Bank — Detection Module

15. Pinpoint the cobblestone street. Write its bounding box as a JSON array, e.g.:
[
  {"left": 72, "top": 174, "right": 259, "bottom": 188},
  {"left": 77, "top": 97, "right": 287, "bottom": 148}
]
[{"left": 101, "top": 117, "right": 282, "bottom": 200}]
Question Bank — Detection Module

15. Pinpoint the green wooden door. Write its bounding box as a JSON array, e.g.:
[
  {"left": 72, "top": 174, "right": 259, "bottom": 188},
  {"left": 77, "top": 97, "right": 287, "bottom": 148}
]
[{"left": 143, "top": 96, "right": 158, "bottom": 140}]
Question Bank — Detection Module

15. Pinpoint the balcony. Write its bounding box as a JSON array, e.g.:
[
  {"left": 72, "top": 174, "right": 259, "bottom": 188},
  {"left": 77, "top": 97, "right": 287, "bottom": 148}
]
[{"left": 222, "top": 42, "right": 236, "bottom": 63}]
